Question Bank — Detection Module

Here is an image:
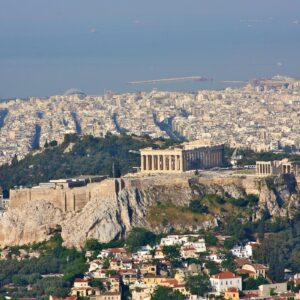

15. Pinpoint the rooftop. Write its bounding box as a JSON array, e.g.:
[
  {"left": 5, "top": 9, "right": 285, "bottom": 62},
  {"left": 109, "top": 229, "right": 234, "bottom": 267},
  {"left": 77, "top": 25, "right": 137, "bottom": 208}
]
[{"left": 211, "top": 271, "right": 240, "bottom": 279}]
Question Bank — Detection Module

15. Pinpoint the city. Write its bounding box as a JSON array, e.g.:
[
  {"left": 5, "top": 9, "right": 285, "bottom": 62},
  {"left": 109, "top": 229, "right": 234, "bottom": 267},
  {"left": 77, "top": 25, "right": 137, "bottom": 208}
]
[{"left": 1, "top": 76, "right": 300, "bottom": 166}]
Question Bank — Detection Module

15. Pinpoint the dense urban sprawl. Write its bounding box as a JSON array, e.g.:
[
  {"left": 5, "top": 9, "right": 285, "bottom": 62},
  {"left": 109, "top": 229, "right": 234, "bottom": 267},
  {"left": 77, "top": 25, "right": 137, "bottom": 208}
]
[{"left": 1, "top": 76, "right": 300, "bottom": 166}]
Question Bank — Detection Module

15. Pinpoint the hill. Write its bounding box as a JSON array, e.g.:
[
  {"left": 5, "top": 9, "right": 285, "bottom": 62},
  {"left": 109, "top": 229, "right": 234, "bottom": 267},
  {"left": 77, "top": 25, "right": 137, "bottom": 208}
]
[{"left": 0, "top": 133, "right": 176, "bottom": 196}]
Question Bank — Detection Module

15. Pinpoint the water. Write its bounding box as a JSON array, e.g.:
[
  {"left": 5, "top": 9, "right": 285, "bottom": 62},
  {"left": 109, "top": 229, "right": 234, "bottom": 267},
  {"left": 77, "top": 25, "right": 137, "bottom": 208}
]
[{"left": 0, "top": 0, "right": 300, "bottom": 98}]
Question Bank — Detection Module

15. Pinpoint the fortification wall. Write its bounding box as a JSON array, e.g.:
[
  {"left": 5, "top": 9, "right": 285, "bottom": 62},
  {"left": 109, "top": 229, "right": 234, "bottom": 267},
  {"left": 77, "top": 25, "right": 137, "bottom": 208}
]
[
  {"left": 9, "top": 178, "right": 119, "bottom": 212},
  {"left": 10, "top": 188, "right": 66, "bottom": 211},
  {"left": 9, "top": 173, "right": 263, "bottom": 212}
]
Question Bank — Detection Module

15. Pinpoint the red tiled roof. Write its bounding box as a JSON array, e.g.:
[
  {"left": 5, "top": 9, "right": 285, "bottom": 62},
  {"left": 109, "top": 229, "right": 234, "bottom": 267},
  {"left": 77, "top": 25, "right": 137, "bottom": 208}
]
[
  {"left": 182, "top": 246, "right": 196, "bottom": 251},
  {"left": 51, "top": 297, "right": 77, "bottom": 300},
  {"left": 240, "top": 293, "right": 259, "bottom": 299},
  {"left": 74, "top": 278, "right": 89, "bottom": 282},
  {"left": 108, "top": 274, "right": 121, "bottom": 279},
  {"left": 279, "top": 292, "right": 296, "bottom": 298},
  {"left": 110, "top": 248, "right": 126, "bottom": 253},
  {"left": 161, "top": 279, "right": 179, "bottom": 286},
  {"left": 211, "top": 271, "right": 240, "bottom": 279},
  {"left": 227, "top": 287, "right": 239, "bottom": 292},
  {"left": 252, "top": 263, "right": 268, "bottom": 270}
]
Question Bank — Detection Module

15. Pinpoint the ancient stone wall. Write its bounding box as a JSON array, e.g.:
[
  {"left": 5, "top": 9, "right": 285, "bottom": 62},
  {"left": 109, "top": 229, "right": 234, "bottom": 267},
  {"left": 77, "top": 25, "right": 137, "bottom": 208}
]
[
  {"left": 8, "top": 174, "right": 265, "bottom": 213},
  {"left": 9, "top": 178, "right": 120, "bottom": 212}
]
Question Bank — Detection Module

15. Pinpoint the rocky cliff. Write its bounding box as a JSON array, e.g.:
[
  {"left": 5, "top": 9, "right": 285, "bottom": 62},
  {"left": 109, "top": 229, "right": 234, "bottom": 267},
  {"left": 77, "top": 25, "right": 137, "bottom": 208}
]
[{"left": 0, "top": 172, "right": 299, "bottom": 249}]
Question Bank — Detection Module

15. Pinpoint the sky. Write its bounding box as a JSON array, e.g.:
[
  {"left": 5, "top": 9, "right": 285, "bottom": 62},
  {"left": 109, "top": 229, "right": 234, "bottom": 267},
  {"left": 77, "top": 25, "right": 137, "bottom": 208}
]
[{"left": 0, "top": 0, "right": 300, "bottom": 98}]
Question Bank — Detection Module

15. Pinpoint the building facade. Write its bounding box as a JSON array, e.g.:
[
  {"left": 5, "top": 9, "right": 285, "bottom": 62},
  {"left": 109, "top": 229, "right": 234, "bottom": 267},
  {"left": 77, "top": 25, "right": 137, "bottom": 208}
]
[
  {"left": 140, "top": 141, "right": 224, "bottom": 173},
  {"left": 210, "top": 272, "right": 242, "bottom": 293}
]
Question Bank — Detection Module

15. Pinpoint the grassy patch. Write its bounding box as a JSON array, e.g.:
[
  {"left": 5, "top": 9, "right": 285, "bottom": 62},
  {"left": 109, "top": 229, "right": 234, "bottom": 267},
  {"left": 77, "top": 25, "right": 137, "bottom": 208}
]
[{"left": 146, "top": 202, "right": 213, "bottom": 228}]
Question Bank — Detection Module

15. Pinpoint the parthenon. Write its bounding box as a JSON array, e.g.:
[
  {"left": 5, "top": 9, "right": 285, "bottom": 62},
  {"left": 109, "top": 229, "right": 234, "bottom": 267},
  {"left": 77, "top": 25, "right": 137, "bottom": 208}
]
[{"left": 140, "top": 141, "right": 224, "bottom": 173}]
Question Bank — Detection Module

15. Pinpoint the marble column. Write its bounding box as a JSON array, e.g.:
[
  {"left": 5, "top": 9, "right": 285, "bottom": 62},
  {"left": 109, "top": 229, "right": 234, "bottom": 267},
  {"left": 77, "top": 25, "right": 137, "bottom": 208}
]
[
  {"left": 146, "top": 155, "right": 149, "bottom": 171},
  {"left": 151, "top": 155, "right": 154, "bottom": 171},
  {"left": 179, "top": 154, "right": 183, "bottom": 172},
  {"left": 141, "top": 155, "right": 145, "bottom": 171}
]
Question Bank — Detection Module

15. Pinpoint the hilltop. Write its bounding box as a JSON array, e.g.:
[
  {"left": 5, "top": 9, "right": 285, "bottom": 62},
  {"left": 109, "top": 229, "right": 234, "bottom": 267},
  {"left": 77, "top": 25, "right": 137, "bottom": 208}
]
[
  {"left": 0, "top": 133, "right": 176, "bottom": 196},
  {"left": 1, "top": 169, "right": 300, "bottom": 249}
]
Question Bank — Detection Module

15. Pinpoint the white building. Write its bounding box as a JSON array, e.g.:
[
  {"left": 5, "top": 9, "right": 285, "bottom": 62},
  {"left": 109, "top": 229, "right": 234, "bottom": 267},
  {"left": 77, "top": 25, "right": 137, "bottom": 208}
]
[
  {"left": 210, "top": 272, "right": 242, "bottom": 293},
  {"left": 160, "top": 235, "right": 205, "bottom": 250},
  {"left": 185, "top": 240, "right": 206, "bottom": 253},
  {"left": 231, "top": 243, "right": 253, "bottom": 258},
  {"left": 160, "top": 235, "right": 191, "bottom": 246},
  {"left": 206, "top": 253, "right": 225, "bottom": 264}
]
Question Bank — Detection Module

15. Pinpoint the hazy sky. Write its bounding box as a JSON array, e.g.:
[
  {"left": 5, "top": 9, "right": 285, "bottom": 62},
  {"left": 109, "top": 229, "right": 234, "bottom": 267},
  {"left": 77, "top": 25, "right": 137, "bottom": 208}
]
[{"left": 1, "top": 0, "right": 300, "bottom": 98}]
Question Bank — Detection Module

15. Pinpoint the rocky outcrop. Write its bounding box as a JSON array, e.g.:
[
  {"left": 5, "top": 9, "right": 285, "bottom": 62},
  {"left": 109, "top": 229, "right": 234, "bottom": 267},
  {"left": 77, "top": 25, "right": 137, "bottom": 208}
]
[
  {"left": 61, "top": 189, "right": 151, "bottom": 248},
  {"left": 0, "top": 201, "right": 64, "bottom": 246},
  {"left": 0, "top": 173, "right": 300, "bottom": 249},
  {"left": 254, "top": 174, "right": 300, "bottom": 220}
]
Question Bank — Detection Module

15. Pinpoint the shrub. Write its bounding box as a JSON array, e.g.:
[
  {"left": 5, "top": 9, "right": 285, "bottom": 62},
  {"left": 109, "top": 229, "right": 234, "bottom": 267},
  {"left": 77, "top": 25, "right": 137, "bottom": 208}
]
[
  {"left": 203, "top": 194, "right": 225, "bottom": 205},
  {"left": 189, "top": 200, "right": 208, "bottom": 214},
  {"left": 226, "top": 197, "right": 248, "bottom": 207}
]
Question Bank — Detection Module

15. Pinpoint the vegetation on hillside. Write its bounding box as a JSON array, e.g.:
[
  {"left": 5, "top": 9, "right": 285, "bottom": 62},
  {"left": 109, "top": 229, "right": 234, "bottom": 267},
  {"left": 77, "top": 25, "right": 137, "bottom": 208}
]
[
  {"left": 150, "top": 286, "right": 185, "bottom": 300},
  {"left": 0, "top": 133, "right": 177, "bottom": 196},
  {"left": 0, "top": 229, "right": 159, "bottom": 299},
  {"left": 147, "top": 193, "right": 259, "bottom": 231},
  {"left": 147, "top": 188, "right": 300, "bottom": 282},
  {"left": 0, "top": 234, "right": 87, "bottom": 299}
]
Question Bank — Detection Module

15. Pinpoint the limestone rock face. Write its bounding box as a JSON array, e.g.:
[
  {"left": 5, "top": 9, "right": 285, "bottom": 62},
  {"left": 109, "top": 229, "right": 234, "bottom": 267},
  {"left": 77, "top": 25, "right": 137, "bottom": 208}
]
[
  {"left": 255, "top": 174, "right": 300, "bottom": 220},
  {"left": 0, "top": 174, "right": 300, "bottom": 249},
  {"left": 61, "top": 188, "right": 151, "bottom": 249},
  {"left": 0, "top": 201, "right": 64, "bottom": 247}
]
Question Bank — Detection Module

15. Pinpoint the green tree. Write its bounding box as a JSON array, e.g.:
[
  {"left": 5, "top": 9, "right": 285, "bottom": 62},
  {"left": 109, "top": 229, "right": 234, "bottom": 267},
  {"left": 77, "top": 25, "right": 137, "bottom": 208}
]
[
  {"left": 102, "top": 258, "right": 110, "bottom": 269},
  {"left": 223, "top": 238, "right": 238, "bottom": 250},
  {"left": 12, "top": 275, "right": 28, "bottom": 286},
  {"left": 90, "top": 279, "right": 105, "bottom": 291},
  {"left": 162, "top": 245, "right": 181, "bottom": 261},
  {"left": 244, "top": 276, "right": 268, "bottom": 290},
  {"left": 204, "top": 233, "right": 218, "bottom": 246},
  {"left": 189, "top": 199, "right": 208, "bottom": 214},
  {"left": 85, "top": 239, "right": 102, "bottom": 252},
  {"left": 186, "top": 274, "right": 211, "bottom": 296},
  {"left": 44, "top": 139, "right": 49, "bottom": 148},
  {"left": 221, "top": 252, "right": 236, "bottom": 272},
  {"left": 125, "top": 228, "right": 157, "bottom": 252},
  {"left": 49, "top": 140, "right": 58, "bottom": 147},
  {"left": 151, "top": 286, "right": 185, "bottom": 300},
  {"left": 205, "top": 260, "right": 220, "bottom": 275}
]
